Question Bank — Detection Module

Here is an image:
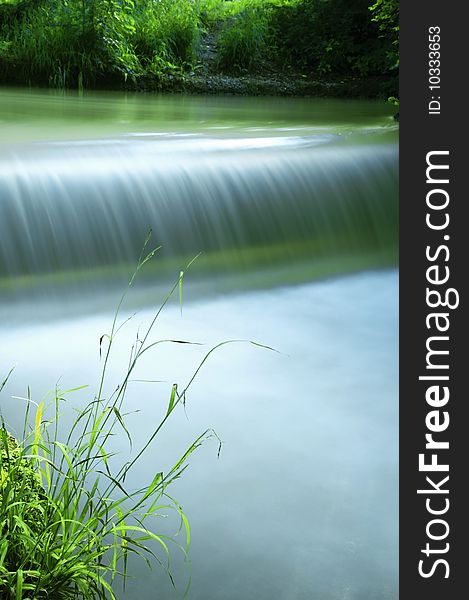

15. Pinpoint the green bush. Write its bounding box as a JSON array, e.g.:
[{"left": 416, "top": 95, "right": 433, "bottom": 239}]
[
  {"left": 271, "top": 0, "right": 395, "bottom": 76},
  {"left": 369, "top": 0, "right": 399, "bottom": 70}
]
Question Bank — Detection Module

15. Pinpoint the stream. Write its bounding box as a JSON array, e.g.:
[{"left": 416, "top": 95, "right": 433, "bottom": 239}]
[{"left": 0, "top": 88, "right": 398, "bottom": 600}]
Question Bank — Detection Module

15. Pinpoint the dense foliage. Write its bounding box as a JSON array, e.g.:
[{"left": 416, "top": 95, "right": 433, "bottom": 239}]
[
  {"left": 369, "top": 0, "right": 399, "bottom": 69},
  {"left": 271, "top": 0, "right": 396, "bottom": 76},
  {"left": 0, "top": 0, "right": 398, "bottom": 93},
  {"left": 0, "top": 0, "right": 201, "bottom": 86}
]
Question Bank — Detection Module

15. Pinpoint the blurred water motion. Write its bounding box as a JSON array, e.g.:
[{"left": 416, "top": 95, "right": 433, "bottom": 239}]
[{"left": 0, "top": 134, "right": 397, "bottom": 279}]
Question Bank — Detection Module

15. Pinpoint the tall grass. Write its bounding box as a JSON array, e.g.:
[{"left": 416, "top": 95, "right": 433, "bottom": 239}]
[
  {"left": 0, "top": 0, "right": 202, "bottom": 86},
  {"left": 133, "top": 0, "right": 201, "bottom": 75},
  {"left": 0, "top": 239, "right": 223, "bottom": 599},
  {"left": 216, "top": 0, "right": 271, "bottom": 73}
]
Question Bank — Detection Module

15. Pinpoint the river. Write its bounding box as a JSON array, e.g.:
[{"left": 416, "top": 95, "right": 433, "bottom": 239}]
[{"left": 0, "top": 88, "right": 398, "bottom": 600}]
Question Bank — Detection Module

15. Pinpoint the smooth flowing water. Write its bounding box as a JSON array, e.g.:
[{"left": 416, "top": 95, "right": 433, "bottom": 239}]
[{"left": 0, "top": 88, "right": 398, "bottom": 599}]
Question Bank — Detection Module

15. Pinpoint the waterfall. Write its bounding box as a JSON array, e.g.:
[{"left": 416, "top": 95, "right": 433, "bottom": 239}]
[{"left": 0, "top": 134, "right": 397, "bottom": 287}]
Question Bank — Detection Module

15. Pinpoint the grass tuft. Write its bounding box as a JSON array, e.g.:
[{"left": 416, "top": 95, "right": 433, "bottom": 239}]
[{"left": 0, "top": 239, "right": 222, "bottom": 599}]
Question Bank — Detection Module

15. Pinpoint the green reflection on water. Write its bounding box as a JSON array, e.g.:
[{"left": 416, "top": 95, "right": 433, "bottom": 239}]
[{"left": 0, "top": 87, "right": 398, "bottom": 144}]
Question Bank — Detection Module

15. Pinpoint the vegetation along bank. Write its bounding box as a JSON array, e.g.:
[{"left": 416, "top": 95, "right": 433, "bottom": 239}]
[{"left": 0, "top": 0, "right": 399, "bottom": 97}]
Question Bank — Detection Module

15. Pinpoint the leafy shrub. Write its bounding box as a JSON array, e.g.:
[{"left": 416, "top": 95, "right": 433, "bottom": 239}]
[
  {"left": 271, "top": 0, "right": 394, "bottom": 76},
  {"left": 369, "top": 0, "right": 399, "bottom": 69}
]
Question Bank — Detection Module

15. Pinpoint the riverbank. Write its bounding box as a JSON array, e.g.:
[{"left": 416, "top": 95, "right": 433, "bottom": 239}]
[
  {"left": 128, "top": 72, "right": 396, "bottom": 98},
  {"left": 0, "top": 69, "right": 397, "bottom": 99},
  {"left": 0, "top": 0, "right": 398, "bottom": 99}
]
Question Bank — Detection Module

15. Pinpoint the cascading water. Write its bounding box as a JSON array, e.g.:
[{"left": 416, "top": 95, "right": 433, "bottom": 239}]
[{"left": 0, "top": 132, "right": 397, "bottom": 290}]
